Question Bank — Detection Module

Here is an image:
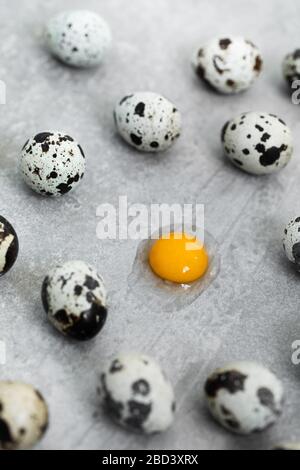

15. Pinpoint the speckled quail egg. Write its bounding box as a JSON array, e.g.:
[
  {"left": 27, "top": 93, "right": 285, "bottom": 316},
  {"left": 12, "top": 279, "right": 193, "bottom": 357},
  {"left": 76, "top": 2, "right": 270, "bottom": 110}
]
[
  {"left": 45, "top": 10, "right": 112, "bottom": 68},
  {"left": 114, "top": 92, "right": 182, "bottom": 152},
  {"left": 221, "top": 112, "right": 293, "bottom": 175},
  {"left": 193, "top": 36, "right": 263, "bottom": 94},
  {"left": 283, "top": 50, "right": 300, "bottom": 86},
  {"left": 0, "top": 381, "right": 48, "bottom": 450},
  {"left": 283, "top": 217, "right": 300, "bottom": 268},
  {"left": 42, "top": 260, "right": 107, "bottom": 341},
  {"left": 204, "top": 361, "right": 284, "bottom": 435},
  {"left": 98, "top": 353, "right": 175, "bottom": 434},
  {"left": 273, "top": 443, "right": 300, "bottom": 450},
  {"left": 20, "top": 131, "right": 85, "bottom": 196},
  {"left": 0, "top": 216, "right": 19, "bottom": 277}
]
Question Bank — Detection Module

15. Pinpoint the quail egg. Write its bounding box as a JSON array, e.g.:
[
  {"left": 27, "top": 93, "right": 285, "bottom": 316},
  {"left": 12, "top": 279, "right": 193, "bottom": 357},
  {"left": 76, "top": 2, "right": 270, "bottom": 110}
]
[
  {"left": 273, "top": 443, "right": 300, "bottom": 450},
  {"left": 222, "top": 112, "right": 293, "bottom": 175},
  {"left": 204, "top": 361, "right": 284, "bottom": 435},
  {"left": 193, "top": 36, "right": 263, "bottom": 94},
  {"left": 45, "top": 10, "right": 112, "bottom": 67},
  {"left": 114, "top": 92, "right": 182, "bottom": 152},
  {"left": 98, "top": 352, "right": 175, "bottom": 434},
  {"left": 283, "top": 50, "right": 300, "bottom": 87},
  {"left": 283, "top": 217, "right": 300, "bottom": 269},
  {"left": 0, "top": 216, "right": 19, "bottom": 277},
  {"left": 20, "top": 131, "right": 85, "bottom": 196},
  {"left": 0, "top": 381, "right": 48, "bottom": 450},
  {"left": 42, "top": 260, "right": 107, "bottom": 341}
]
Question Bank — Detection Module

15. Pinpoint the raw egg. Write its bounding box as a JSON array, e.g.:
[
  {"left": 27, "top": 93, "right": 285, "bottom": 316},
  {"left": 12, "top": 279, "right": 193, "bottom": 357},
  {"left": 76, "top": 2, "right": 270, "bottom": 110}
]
[
  {"left": 128, "top": 226, "right": 220, "bottom": 312},
  {"left": 149, "top": 232, "right": 209, "bottom": 284}
]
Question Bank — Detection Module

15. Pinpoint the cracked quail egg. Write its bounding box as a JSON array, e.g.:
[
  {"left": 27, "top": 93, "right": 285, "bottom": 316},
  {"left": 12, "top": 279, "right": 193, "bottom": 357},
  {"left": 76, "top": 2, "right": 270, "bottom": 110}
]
[
  {"left": 42, "top": 260, "right": 108, "bottom": 341},
  {"left": 114, "top": 92, "right": 182, "bottom": 152},
  {"left": 98, "top": 352, "right": 175, "bottom": 434},
  {"left": 221, "top": 112, "right": 293, "bottom": 175},
  {"left": 0, "top": 381, "right": 48, "bottom": 450},
  {"left": 0, "top": 216, "right": 19, "bottom": 277},
  {"left": 45, "top": 10, "right": 112, "bottom": 68},
  {"left": 204, "top": 361, "right": 284, "bottom": 435},
  {"left": 20, "top": 131, "right": 85, "bottom": 196},
  {"left": 193, "top": 36, "right": 263, "bottom": 94},
  {"left": 128, "top": 226, "right": 220, "bottom": 312}
]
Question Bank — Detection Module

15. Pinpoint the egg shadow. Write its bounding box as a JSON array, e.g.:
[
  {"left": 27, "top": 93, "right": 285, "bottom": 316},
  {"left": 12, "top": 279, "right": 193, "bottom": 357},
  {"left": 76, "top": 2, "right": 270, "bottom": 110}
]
[{"left": 274, "top": 77, "right": 296, "bottom": 102}]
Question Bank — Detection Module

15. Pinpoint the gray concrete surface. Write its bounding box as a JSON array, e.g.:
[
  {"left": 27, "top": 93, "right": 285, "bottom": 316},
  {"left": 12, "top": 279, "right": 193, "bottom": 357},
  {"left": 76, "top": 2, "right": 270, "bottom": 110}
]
[{"left": 0, "top": 0, "right": 300, "bottom": 450}]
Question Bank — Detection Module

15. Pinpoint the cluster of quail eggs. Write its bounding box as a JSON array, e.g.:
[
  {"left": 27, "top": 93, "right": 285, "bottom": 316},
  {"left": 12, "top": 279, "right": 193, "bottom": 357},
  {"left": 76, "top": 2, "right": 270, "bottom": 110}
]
[
  {"left": 0, "top": 5, "right": 299, "bottom": 451},
  {"left": 192, "top": 36, "right": 297, "bottom": 178},
  {"left": 17, "top": 28, "right": 297, "bottom": 200},
  {"left": 97, "top": 357, "right": 287, "bottom": 439}
]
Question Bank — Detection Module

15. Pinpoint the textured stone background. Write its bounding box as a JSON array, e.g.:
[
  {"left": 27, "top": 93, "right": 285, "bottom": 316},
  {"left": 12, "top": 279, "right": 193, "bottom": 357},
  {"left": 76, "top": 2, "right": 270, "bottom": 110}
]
[{"left": 0, "top": 0, "right": 300, "bottom": 450}]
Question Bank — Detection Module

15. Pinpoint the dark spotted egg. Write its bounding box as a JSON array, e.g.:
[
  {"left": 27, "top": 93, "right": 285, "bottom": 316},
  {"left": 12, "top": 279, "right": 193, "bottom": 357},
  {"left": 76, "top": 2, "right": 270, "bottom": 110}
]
[
  {"left": 114, "top": 92, "right": 182, "bottom": 152},
  {"left": 193, "top": 36, "right": 262, "bottom": 94},
  {"left": 20, "top": 131, "right": 85, "bottom": 196},
  {"left": 0, "top": 216, "right": 19, "bottom": 277},
  {"left": 283, "top": 217, "right": 300, "bottom": 269},
  {"left": 45, "top": 10, "right": 112, "bottom": 68},
  {"left": 0, "top": 381, "right": 48, "bottom": 450},
  {"left": 42, "top": 260, "right": 107, "bottom": 341},
  {"left": 98, "top": 353, "right": 175, "bottom": 434},
  {"left": 222, "top": 112, "right": 293, "bottom": 175},
  {"left": 283, "top": 50, "right": 300, "bottom": 87},
  {"left": 204, "top": 361, "right": 284, "bottom": 435}
]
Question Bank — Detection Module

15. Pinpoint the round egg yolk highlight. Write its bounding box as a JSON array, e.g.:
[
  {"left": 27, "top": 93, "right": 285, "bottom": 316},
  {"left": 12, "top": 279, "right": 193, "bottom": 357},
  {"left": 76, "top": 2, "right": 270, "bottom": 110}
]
[{"left": 148, "top": 232, "right": 209, "bottom": 284}]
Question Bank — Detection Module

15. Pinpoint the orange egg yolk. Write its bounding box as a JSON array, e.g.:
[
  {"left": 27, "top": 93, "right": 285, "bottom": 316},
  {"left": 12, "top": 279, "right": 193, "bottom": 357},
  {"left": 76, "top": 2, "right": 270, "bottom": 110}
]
[{"left": 148, "top": 232, "right": 209, "bottom": 284}]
